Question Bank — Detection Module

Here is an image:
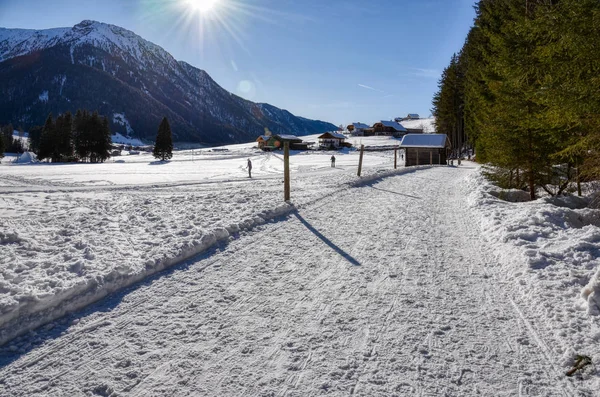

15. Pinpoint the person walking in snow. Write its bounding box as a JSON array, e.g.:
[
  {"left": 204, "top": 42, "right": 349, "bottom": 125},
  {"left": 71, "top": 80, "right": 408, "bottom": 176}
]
[
  {"left": 247, "top": 158, "right": 253, "bottom": 178},
  {"left": 330, "top": 155, "right": 336, "bottom": 168}
]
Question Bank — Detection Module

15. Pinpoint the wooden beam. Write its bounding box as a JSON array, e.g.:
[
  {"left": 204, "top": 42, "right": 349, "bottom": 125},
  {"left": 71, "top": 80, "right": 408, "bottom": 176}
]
[
  {"left": 284, "top": 142, "right": 290, "bottom": 201},
  {"left": 358, "top": 144, "right": 364, "bottom": 177}
]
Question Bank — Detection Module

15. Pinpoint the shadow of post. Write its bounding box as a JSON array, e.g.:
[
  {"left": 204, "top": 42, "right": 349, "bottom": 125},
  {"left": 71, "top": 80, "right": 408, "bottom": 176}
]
[{"left": 293, "top": 212, "right": 360, "bottom": 266}]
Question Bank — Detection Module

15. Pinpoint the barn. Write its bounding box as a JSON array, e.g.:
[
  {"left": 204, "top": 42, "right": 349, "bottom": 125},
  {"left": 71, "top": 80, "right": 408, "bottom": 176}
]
[{"left": 399, "top": 134, "right": 451, "bottom": 166}]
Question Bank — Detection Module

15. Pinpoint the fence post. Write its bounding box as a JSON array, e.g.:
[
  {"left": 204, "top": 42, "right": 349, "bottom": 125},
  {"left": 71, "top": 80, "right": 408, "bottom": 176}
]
[
  {"left": 357, "top": 144, "right": 364, "bottom": 177},
  {"left": 394, "top": 147, "right": 397, "bottom": 169},
  {"left": 284, "top": 142, "right": 290, "bottom": 201}
]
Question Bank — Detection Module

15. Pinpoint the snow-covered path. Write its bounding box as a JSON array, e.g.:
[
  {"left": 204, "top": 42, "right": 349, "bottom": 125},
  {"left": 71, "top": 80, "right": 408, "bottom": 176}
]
[{"left": 0, "top": 167, "right": 576, "bottom": 396}]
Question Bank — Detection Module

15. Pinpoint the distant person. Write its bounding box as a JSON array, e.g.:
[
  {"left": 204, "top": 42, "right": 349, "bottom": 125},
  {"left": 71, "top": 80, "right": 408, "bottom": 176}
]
[
  {"left": 247, "top": 158, "right": 252, "bottom": 178},
  {"left": 458, "top": 158, "right": 461, "bottom": 166},
  {"left": 330, "top": 155, "right": 336, "bottom": 168}
]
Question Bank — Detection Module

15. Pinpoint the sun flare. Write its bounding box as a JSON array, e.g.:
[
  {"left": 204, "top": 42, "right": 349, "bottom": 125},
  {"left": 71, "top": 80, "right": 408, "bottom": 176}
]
[{"left": 186, "top": 0, "right": 220, "bottom": 12}]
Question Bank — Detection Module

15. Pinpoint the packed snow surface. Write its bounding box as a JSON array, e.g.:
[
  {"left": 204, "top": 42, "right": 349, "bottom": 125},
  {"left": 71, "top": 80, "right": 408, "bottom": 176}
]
[{"left": 0, "top": 138, "right": 599, "bottom": 394}]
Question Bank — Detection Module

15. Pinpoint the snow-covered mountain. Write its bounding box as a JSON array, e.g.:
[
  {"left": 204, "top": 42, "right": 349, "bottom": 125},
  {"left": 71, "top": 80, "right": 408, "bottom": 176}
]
[{"left": 0, "top": 20, "right": 337, "bottom": 145}]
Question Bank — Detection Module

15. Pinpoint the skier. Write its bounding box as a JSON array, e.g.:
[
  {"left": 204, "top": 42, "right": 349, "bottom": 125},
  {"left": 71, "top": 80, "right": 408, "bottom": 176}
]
[
  {"left": 247, "top": 158, "right": 252, "bottom": 178},
  {"left": 330, "top": 155, "right": 336, "bottom": 168}
]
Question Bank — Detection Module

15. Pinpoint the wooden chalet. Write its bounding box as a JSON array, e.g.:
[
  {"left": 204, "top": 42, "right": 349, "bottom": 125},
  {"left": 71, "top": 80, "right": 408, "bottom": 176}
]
[
  {"left": 372, "top": 120, "right": 407, "bottom": 137},
  {"left": 402, "top": 113, "right": 420, "bottom": 121},
  {"left": 346, "top": 122, "right": 371, "bottom": 136},
  {"left": 318, "top": 132, "right": 349, "bottom": 150},
  {"left": 257, "top": 134, "right": 308, "bottom": 151},
  {"left": 399, "top": 134, "right": 451, "bottom": 166}
]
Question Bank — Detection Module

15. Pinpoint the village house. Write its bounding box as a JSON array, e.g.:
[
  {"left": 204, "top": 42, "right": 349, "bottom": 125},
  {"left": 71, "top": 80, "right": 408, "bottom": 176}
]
[
  {"left": 346, "top": 122, "right": 371, "bottom": 136},
  {"left": 399, "top": 134, "right": 451, "bottom": 166},
  {"left": 256, "top": 134, "right": 310, "bottom": 151},
  {"left": 318, "top": 132, "right": 349, "bottom": 150},
  {"left": 372, "top": 120, "right": 407, "bottom": 137},
  {"left": 401, "top": 113, "right": 420, "bottom": 121}
]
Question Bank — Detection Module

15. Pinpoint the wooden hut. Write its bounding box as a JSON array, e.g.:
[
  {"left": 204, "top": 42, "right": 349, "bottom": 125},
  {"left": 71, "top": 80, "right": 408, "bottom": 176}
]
[
  {"left": 257, "top": 134, "right": 307, "bottom": 151},
  {"left": 256, "top": 135, "right": 271, "bottom": 149},
  {"left": 399, "top": 134, "right": 451, "bottom": 166}
]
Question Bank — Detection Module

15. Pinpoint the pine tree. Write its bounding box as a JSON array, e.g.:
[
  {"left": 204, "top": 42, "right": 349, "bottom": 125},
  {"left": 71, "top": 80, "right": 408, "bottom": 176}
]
[
  {"left": 54, "top": 112, "right": 74, "bottom": 161},
  {"left": 153, "top": 117, "right": 173, "bottom": 161},
  {"left": 73, "top": 109, "right": 90, "bottom": 161},
  {"left": 38, "top": 114, "right": 55, "bottom": 161},
  {"left": 28, "top": 126, "right": 43, "bottom": 154}
]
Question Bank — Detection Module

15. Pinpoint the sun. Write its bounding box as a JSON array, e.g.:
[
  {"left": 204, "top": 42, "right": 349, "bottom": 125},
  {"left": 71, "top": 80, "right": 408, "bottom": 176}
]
[{"left": 186, "top": 0, "right": 220, "bottom": 12}]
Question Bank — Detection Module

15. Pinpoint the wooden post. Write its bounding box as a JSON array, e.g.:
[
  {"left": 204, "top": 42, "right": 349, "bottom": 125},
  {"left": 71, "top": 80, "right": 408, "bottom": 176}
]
[
  {"left": 284, "top": 142, "right": 290, "bottom": 201},
  {"left": 416, "top": 149, "right": 419, "bottom": 166},
  {"left": 394, "top": 148, "right": 397, "bottom": 169},
  {"left": 430, "top": 151, "right": 432, "bottom": 165},
  {"left": 357, "top": 144, "right": 364, "bottom": 177}
]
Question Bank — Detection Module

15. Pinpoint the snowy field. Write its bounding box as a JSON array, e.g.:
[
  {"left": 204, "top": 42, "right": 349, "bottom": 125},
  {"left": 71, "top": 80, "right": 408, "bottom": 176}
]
[
  {"left": 0, "top": 136, "right": 405, "bottom": 346},
  {"left": 1, "top": 136, "right": 599, "bottom": 395}
]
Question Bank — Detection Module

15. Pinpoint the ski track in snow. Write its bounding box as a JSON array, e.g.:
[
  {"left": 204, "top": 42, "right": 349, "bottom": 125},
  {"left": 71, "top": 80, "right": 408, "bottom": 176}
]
[{"left": 0, "top": 166, "right": 591, "bottom": 396}]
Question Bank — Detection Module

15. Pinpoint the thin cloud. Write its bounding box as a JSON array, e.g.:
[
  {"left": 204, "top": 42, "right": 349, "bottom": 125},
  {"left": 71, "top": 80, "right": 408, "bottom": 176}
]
[
  {"left": 358, "top": 84, "right": 385, "bottom": 93},
  {"left": 410, "top": 68, "right": 440, "bottom": 79}
]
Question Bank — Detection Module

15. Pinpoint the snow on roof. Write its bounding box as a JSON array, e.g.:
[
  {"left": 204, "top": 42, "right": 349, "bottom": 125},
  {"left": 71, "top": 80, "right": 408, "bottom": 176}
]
[
  {"left": 319, "top": 132, "right": 346, "bottom": 139},
  {"left": 276, "top": 134, "right": 301, "bottom": 141},
  {"left": 400, "top": 134, "right": 449, "bottom": 148},
  {"left": 352, "top": 122, "right": 370, "bottom": 130},
  {"left": 378, "top": 120, "right": 407, "bottom": 132},
  {"left": 256, "top": 135, "right": 270, "bottom": 141}
]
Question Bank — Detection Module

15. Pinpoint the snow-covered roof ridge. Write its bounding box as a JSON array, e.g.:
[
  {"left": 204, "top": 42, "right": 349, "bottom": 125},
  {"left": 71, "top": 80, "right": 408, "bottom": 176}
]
[
  {"left": 378, "top": 120, "right": 407, "bottom": 131},
  {"left": 400, "top": 133, "right": 449, "bottom": 148},
  {"left": 0, "top": 20, "right": 177, "bottom": 67}
]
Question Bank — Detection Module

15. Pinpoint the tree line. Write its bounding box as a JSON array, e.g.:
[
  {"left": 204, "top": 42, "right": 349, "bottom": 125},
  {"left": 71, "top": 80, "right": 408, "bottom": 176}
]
[
  {"left": 432, "top": 0, "right": 600, "bottom": 199},
  {"left": 0, "top": 124, "right": 26, "bottom": 159},
  {"left": 1, "top": 112, "right": 173, "bottom": 163}
]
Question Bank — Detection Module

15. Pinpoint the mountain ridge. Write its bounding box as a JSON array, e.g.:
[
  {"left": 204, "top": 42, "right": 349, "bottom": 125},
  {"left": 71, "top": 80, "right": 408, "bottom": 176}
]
[{"left": 0, "top": 20, "right": 337, "bottom": 145}]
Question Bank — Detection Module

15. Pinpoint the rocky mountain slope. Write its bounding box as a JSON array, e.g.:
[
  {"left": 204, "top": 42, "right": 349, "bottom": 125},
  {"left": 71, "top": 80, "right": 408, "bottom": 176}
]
[{"left": 0, "top": 20, "right": 337, "bottom": 145}]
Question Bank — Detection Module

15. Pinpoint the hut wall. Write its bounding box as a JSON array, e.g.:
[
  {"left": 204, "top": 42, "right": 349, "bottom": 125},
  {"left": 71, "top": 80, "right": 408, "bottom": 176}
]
[{"left": 405, "top": 148, "right": 447, "bottom": 166}]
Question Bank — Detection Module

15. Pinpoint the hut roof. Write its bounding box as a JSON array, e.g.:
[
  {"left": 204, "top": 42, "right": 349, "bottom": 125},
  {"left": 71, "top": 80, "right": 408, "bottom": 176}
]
[
  {"left": 407, "top": 113, "right": 420, "bottom": 119},
  {"left": 256, "top": 135, "right": 270, "bottom": 141},
  {"left": 275, "top": 134, "right": 303, "bottom": 142},
  {"left": 399, "top": 134, "right": 450, "bottom": 148},
  {"left": 376, "top": 120, "right": 407, "bottom": 132},
  {"left": 319, "top": 132, "right": 346, "bottom": 140}
]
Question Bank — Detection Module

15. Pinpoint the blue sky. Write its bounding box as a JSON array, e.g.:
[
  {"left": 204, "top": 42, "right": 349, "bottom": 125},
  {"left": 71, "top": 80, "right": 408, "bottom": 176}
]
[{"left": 0, "top": 0, "right": 476, "bottom": 126}]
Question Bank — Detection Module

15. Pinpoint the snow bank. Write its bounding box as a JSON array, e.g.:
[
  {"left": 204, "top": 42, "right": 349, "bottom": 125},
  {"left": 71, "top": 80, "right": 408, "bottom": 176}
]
[
  {"left": 0, "top": 198, "right": 295, "bottom": 346},
  {"left": 12, "top": 151, "right": 38, "bottom": 164},
  {"left": 0, "top": 147, "right": 422, "bottom": 345},
  {"left": 466, "top": 171, "right": 600, "bottom": 315}
]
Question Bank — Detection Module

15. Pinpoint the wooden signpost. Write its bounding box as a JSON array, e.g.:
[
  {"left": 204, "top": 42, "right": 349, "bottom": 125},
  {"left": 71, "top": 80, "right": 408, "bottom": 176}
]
[
  {"left": 284, "top": 142, "right": 290, "bottom": 201},
  {"left": 357, "top": 144, "right": 364, "bottom": 177}
]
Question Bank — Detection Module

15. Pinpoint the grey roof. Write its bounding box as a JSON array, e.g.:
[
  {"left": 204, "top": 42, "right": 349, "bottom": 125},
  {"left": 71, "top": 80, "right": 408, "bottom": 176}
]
[
  {"left": 378, "top": 120, "right": 407, "bottom": 131},
  {"left": 276, "top": 134, "right": 301, "bottom": 141},
  {"left": 352, "top": 122, "right": 370, "bottom": 130},
  {"left": 399, "top": 134, "right": 450, "bottom": 148},
  {"left": 407, "top": 113, "right": 420, "bottom": 119},
  {"left": 319, "top": 132, "right": 346, "bottom": 139}
]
